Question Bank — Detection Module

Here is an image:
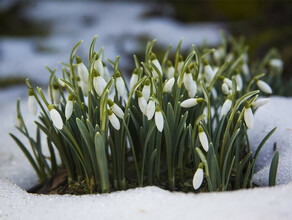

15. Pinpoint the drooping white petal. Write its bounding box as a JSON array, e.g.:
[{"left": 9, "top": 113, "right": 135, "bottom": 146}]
[
  {"left": 146, "top": 100, "right": 155, "bottom": 120},
  {"left": 152, "top": 59, "right": 162, "bottom": 78},
  {"left": 65, "top": 100, "right": 73, "bottom": 120},
  {"left": 155, "top": 111, "right": 164, "bottom": 132},
  {"left": 50, "top": 109, "right": 63, "bottom": 129},
  {"left": 244, "top": 107, "right": 254, "bottom": 129},
  {"left": 103, "top": 66, "right": 110, "bottom": 82},
  {"left": 116, "top": 77, "right": 125, "bottom": 97},
  {"left": 138, "top": 96, "right": 147, "bottom": 115},
  {"left": 94, "top": 59, "right": 104, "bottom": 77},
  {"left": 251, "top": 98, "right": 270, "bottom": 108},
  {"left": 199, "top": 130, "right": 209, "bottom": 152},
  {"left": 52, "top": 88, "right": 60, "bottom": 104},
  {"left": 204, "top": 65, "right": 215, "bottom": 84},
  {"left": 211, "top": 87, "right": 218, "bottom": 99},
  {"left": 163, "top": 77, "right": 174, "bottom": 93},
  {"left": 220, "top": 99, "right": 232, "bottom": 118},
  {"left": 242, "top": 63, "right": 250, "bottom": 76},
  {"left": 235, "top": 74, "right": 243, "bottom": 91},
  {"left": 93, "top": 76, "right": 106, "bottom": 96},
  {"left": 193, "top": 168, "right": 204, "bottom": 190},
  {"left": 183, "top": 73, "right": 193, "bottom": 91},
  {"left": 167, "top": 66, "right": 175, "bottom": 79},
  {"left": 130, "top": 74, "right": 138, "bottom": 91},
  {"left": 28, "top": 95, "right": 37, "bottom": 115},
  {"left": 77, "top": 63, "right": 89, "bottom": 83},
  {"left": 142, "top": 85, "right": 150, "bottom": 101},
  {"left": 223, "top": 78, "right": 232, "bottom": 89},
  {"left": 256, "top": 80, "right": 272, "bottom": 94},
  {"left": 181, "top": 98, "right": 199, "bottom": 108},
  {"left": 109, "top": 112, "right": 120, "bottom": 130},
  {"left": 269, "top": 59, "right": 283, "bottom": 72},
  {"left": 112, "top": 103, "right": 124, "bottom": 119},
  {"left": 188, "top": 82, "right": 197, "bottom": 98},
  {"left": 80, "top": 80, "right": 88, "bottom": 97},
  {"left": 222, "top": 83, "right": 230, "bottom": 95}
]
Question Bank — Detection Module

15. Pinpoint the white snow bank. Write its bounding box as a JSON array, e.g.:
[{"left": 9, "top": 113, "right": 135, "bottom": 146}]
[
  {"left": 250, "top": 96, "right": 292, "bottom": 186},
  {"left": 0, "top": 178, "right": 291, "bottom": 220},
  {"left": 1, "top": 93, "right": 292, "bottom": 219}
]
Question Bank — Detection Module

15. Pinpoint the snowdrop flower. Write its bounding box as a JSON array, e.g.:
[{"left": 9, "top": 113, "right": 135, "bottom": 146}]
[
  {"left": 204, "top": 59, "right": 215, "bottom": 84},
  {"left": 65, "top": 94, "right": 73, "bottom": 120},
  {"left": 183, "top": 71, "right": 194, "bottom": 92},
  {"left": 76, "top": 56, "right": 89, "bottom": 83},
  {"left": 155, "top": 106, "right": 164, "bottom": 132},
  {"left": 269, "top": 58, "right": 283, "bottom": 73},
  {"left": 107, "top": 99, "right": 124, "bottom": 119},
  {"left": 198, "top": 126, "right": 209, "bottom": 152},
  {"left": 244, "top": 101, "right": 254, "bottom": 129},
  {"left": 137, "top": 91, "right": 147, "bottom": 115},
  {"left": 142, "top": 78, "right": 151, "bottom": 101},
  {"left": 188, "top": 83, "right": 197, "bottom": 98},
  {"left": 256, "top": 79, "right": 272, "bottom": 94},
  {"left": 130, "top": 69, "right": 139, "bottom": 91},
  {"left": 80, "top": 80, "right": 88, "bottom": 97},
  {"left": 241, "top": 63, "right": 250, "bottom": 77},
  {"left": 181, "top": 98, "right": 204, "bottom": 108},
  {"left": 48, "top": 105, "right": 63, "bottom": 129},
  {"left": 222, "top": 83, "right": 230, "bottom": 95},
  {"left": 220, "top": 76, "right": 232, "bottom": 89},
  {"left": 52, "top": 85, "right": 60, "bottom": 104},
  {"left": 163, "top": 77, "right": 174, "bottom": 93},
  {"left": 251, "top": 98, "right": 270, "bottom": 108},
  {"left": 193, "top": 163, "right": 204, "bottom": 190},
  {"left": 213, "top": 47, "right": 225, "bottom": 62},
  {"left": 115, "top": 72, "right": 126, "bottom": 97},
  {"left": 93, "top": 53, "right": 104, "bottom": 77},
  {"left": 146, "top": 99, "right": 156, "bottom": 120},
  {"left": 107, "top": 109, "right": 120, "bottom": 130},
  {"left": 93, "top": 70, "right": 106, "bottom": 96},
  {"left": 28, "top": 89, "right": 37, "bottom": 115},
  {"left": 167, "top": 60, "right": 175, "bottom": 79},
  {"left": 151, "top": 53, "right": 162, "bottom": 78},
  {"left": 220, "top": 97, "right": 232, "bottom": 118},
  {"left": 102, "top": 61, "right": 111, "bottom": 82},
  {"left": 235, "top": 72, "right": 243, "bottom": 91}
]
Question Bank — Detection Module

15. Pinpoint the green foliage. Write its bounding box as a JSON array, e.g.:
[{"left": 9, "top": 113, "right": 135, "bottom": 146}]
[{"left": 11, "top": 34, "right": 280, "bottom": 194}]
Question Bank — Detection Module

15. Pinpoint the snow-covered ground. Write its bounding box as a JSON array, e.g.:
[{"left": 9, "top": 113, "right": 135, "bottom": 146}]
[{"left": 1, "top": 94, "right": 292, "bottom": 219}]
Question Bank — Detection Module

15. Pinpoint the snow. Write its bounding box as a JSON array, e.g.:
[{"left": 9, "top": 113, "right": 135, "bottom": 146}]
[
  {"left": 0, "top": 2, "right": 224, "bottom": 83},
  {"left": 1, "top": 94, "right": 292, "bottom": 219}
]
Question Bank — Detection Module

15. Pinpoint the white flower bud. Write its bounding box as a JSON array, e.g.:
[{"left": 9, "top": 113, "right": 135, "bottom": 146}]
[
  {"left": 111, "top": 103, "right": 124, "bottom": 119},
  {"left": 80, "top": 80, "right": 88, "bottom": 97},
  {"left": 137, "top": 91, "right": 147, "bottom": 115},
  {"left": 235, "top": 73, "right": 243, "bottom": 91},
  {"left": 103, "top": 64, "right": 110, "bottom": 82},
  {"left": 183, "top": 72, "right": 193, "bottom": 91},
  {"left": 256, "top": 80, "right": 272, "bottom": 94},
  {"left": 163, "top": 77, "right": 174, "bottom": 93},
  {"left": 107, "top": 109, "right": 120, "bottom": 130},
  {"left": 28, "top": 94, "right": 37, "bottom": 116},
  {"left": 269, "top": 58, "right": 283, "bottom": 72},
  {"left": 204, "top": 65, "right": 215, "bottom": 84},
  {"left": 251, "top": 98, "right": 270, "bottom": 108},
  {"left": 65, "top": 100, "right": 73, "bottom": 120},
  {"left": 76, "top": 58, "right": 89, "bottom": 83},
  {"left": 152, "top": 59, "right": 162, "bottom": 78},
  {"left": 181, "top": 98, "right": 201, "bottom": 108},
  {"left": 116, "top": 76, "right": 125, "bottom": 97},
  {"left": 220, "top": 98, "right": 232, "bottom": 118},
  {"left": 241, "top": 63, "right": 250, "bottom": 76},
  {"left": 244, "top": 102, "right": 254, "bottom": 129},
  {"left": 94, "top": 58, "right": 104, "bottom": 78},
  {"left": 146, "top": 100, "right": 155, "bottom": 120},
  {"left": 193, "top": 166, "right": 204, "bottom": 190},
  {"left": 167, "top": 66, "right": 175, "bottom": 79},
  {"left": 155, "top": 108, "right": 164, "bottom": 132},
  {"left": 198, "top": 126, "right": 209, "bottom": 152},
  {"left": 49, "top": 107, "right": 63, "bottom": 129},
  {"left": 142, "top": 83, "right": 151, "bottom": 101},
  {"left": 16, "top": 117, "right": 22, "bottom": 129},
  {"left": 130, "top": 72, "right": 138, "bottom": 91},
  {"left": 222, "top": 83, "right": 230, "bottom": 95},
  {"left": 93, "top": 75, "right": 106, "bottom": 96}
]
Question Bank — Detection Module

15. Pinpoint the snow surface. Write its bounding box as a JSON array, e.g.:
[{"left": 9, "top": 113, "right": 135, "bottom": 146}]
[{"left": 1, "top": 94, "right": 292, "bottom": 219}]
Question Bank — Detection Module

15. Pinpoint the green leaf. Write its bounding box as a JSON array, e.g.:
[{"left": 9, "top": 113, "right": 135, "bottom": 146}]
[{"left": 269, "top": 151, "right": 279, "bottom": 186}]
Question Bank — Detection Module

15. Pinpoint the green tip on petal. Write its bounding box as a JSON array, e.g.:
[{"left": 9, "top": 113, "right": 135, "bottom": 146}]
[
  {"left": 28, "top": 88, "right": 34, "bottom": 96},
  {"left": 167, "top": 60, "right": 172, "bottom": 67},
  {"left": 136, "top": 90, "right": 143, "bottom": 98},
  {"left": 133, "top": 68, "right": 138, "bottom": 75},
  {"left": 244, "top": 101, "right": 250, "bottom": 108},
  {"left": 48, "top": 104, "right": 54, "bottom": 111},
  {"left": 198, "top": 162, "right": 204, "bottom": 169},
  {"left": 203, "top": 59, "right": 209, "bottom": 66},
  {"left": 198, "top": 125, "right": 204, "bottom": 133},
  {"left": 188, "top": 63, "right": 194, "bottom": 69},
  {"left": 76, "top": 56, "right": 82, "bottom": 64},
  {"left": 92, "top": 69, "right": 100, "bottom": 77},
  {"left": 150, "top": 52, "right": 156, "bottom": 61},
  {"left": 107, "top": 109, "right": 113, "bottom": 115},
  {"left": 197, "top": 98, "right": 205, "bottom": 104},
  {"left": 178, "top": 55, "right": 183, "bottom": 62},
  {"left": 107, "top": 99, "right": 114, "bottom": 107},
  {"left": 68, "top": 94, "right": 73, "bottom": 101},
  {"left": 145, "top": 78, "right": 151, "bottom": 86},
  {"left": 115, "top": 71, "right": 122, "bottom": 78},
  {"left": 155, "top": 105, "right": 160, "bottom": 112}
]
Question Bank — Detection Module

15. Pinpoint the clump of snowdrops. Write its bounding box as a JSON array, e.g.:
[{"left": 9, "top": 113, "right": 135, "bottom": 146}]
[{"left": 11, "top": 34, "right": 280, "bottom": 194}]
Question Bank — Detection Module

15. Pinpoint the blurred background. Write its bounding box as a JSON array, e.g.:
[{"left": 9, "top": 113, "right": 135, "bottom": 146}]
[{"left": 0, "top": 0, "right": 291, "bottom": 97}]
